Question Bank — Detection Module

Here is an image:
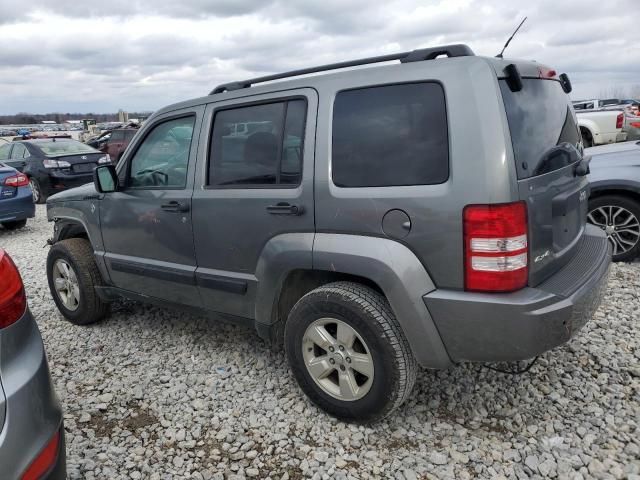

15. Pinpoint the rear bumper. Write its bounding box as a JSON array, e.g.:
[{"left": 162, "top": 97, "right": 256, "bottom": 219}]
[
  {"left": 0, "top": 309, "right": 66, "bottom": 479},
  {"left": 0, "top": 186, "right": 35, "bottom": 223},
  {"left": 425, "top": 227, "right": 611, "bottom": 362}
]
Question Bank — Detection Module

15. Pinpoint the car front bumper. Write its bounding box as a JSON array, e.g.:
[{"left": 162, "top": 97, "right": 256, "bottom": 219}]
[
  {"left": 0, "top": 308, "right": 66, "bottom": 479},
  {"left": 0, "top": 185, "right": 35, "bottom": 223},
  {"left": 424, "top": 226, "right": 611, "bottom": 362}
]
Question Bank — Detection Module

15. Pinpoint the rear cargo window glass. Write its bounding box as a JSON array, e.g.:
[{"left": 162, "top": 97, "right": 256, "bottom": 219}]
[
  {"left": 500, "top": 79, "right": 582, "bottom": 179},
  {"left": 332, "top": 82, "right": 448, "bottom": 187},
  {"left": 36, "top": 141, "right": 98, "bottom": 156}
]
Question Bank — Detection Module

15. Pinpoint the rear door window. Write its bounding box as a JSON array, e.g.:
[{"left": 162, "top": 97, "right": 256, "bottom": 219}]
[
  {"left": 208, "top": 99, "right": 307, "bottom": 187},
  {"left": 332, "top": 82, "right": 449, "bottom": 188},
  {"left": 0, "top": 144, "right": 11, "bottom": 160},
  {"left": 500, "top": 79, "right": 582, "bottom": 179}
]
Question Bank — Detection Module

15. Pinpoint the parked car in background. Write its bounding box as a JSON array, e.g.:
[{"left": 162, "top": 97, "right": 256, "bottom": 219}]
[
  {"left": 101, "top": 128, "right": 138, "bottom": 164},
  {"left": 0, "top": 248, "right": 66, "bottom": 478},
  {"left": 46, "top": 45, "right": 611, "bottom": 422},
  {"left": 0, "top": 161, "right": 34, "bottom": 230},
  {"left": 587, "top": 140, "right": 640, "bottom": 262},
  {"left": 576, "top": 109, "right": 626, "bottom": 146},
  {"left": 0, "top": 139, "right": 110, "bottom": 203},
  {"left": 86, "top": 130, "right": 111, "bottom": 150}
]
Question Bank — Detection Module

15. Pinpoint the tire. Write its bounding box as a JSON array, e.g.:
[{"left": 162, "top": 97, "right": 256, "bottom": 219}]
[
  {"left": 284, "top": 281, "right": 417, "bottom": 422},
  {"left": 29, "top": 178, "right": 45, "bottom": 204},
  {"left": 580, "top": 128, "right": 593, "bottom": 148},
  {"left": 2, "top": 219, "right": 27, "bottom": 230},
  {"left": 588, "top": 194, "right": 640, "bottom": 262},
  {"left": 46, "top": 238, "right": 110, "bottom": 325}
]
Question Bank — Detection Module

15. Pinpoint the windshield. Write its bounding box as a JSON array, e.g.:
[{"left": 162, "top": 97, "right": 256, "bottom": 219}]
[
  {"left": 500, "top": 79, "right": 582, "bottom": 179},
  {"left": 36, "top": 141, "right": 99, "bottom": 157}
]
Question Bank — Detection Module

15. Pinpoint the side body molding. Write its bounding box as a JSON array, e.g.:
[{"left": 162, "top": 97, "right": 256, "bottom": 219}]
[{"left": 312, "top": 233, "right": 452, "bottom": 369}]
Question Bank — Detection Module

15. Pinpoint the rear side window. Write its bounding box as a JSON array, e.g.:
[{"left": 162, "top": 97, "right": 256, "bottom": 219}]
[
  {"left": 111, "top": 130, "right": 124, "bottom": 142},
  {"left": 208, "top": 99, "right": 307, "bottom": 187},
  {"left": 332, "top": 82, "right": 448, "bottom": 188},
  {"left": 500, "top": 79, "right": 582, "bottom": 179}
]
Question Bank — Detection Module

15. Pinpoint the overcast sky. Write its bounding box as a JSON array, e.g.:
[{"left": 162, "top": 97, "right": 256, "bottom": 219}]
[{"left": 0, "top": 0, "right": 638, "bottom": 114}]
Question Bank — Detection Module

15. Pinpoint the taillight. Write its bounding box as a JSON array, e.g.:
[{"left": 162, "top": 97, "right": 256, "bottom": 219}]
[
  {"left": 616, "top": 113, "right": 624, "bottom": 129},
  {"left": 0, "top": 249, "right": 27, "bottom": 328},
  {"left": 2, "top": 173, "right": 29, "bottom": 187},
  {"left": 463, "top": 202, "right": 528, "bottom": 293},
  {"left": 630, "top": 122, "right": 640, "bottom": 128},
  {"left": 21, "top": 429, "right": 61, "bottom": 480}
]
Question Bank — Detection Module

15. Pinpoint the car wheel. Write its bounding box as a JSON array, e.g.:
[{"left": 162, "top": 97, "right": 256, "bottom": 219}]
[
  {"left": 47, "top": 238, "right": 110, "bottom": 325},
  {"left": 580, "top": 128, "right": 593, "bottom": 148},
  {"left": 285, "top": 281, "right": 417, "bottom": 422},
  {"left": 1, "top": 219, "right": 27, "bottom": 230},
  {"left": 29, "top": 178, "right": 45, "bottom": 204},
  {"left": 588, "top": 195, "right": 640, "bottom": 262}
]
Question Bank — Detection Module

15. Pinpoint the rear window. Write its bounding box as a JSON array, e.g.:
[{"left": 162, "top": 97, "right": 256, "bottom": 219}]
[
  {"left": 500, "top": 79, "right": 582, "bottom": 179},
  {"left": 332, "top": 82, "right": 449, "bottom": 187},
  {"left": 36, "top": 141, "right": 99, "bottom": 157}
]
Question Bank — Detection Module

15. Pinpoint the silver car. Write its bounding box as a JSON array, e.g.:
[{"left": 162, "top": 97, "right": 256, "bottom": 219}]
[{"left": 0, "top": 248, "right": 66, "bottom": 479}]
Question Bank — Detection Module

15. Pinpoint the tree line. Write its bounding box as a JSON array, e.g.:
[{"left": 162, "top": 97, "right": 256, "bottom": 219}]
[{"left": 0, "top": 112, "right": 153, "bottom": 125}]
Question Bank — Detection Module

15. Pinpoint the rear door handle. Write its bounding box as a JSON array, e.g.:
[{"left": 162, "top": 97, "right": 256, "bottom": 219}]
[
  {"left": 161, "top": 201, "right": 190, "bottom": 213},
  {"left": 266, "top": 202, "right": 304, "bottom": 215}
]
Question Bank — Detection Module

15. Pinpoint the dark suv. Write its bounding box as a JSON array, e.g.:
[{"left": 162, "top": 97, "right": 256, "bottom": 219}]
[{"left": 45, "top": 45, "right": 611, "bottom": 422}]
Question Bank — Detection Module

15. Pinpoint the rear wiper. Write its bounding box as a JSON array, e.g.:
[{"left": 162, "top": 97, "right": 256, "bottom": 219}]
[{"left": 574, "top": 155, "right": 591, "bottom": 177}]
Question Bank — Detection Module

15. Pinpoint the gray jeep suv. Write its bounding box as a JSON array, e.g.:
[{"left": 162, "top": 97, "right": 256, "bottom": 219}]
[{"left": 45, "top": 45, "right": 611, "bottom": 422}]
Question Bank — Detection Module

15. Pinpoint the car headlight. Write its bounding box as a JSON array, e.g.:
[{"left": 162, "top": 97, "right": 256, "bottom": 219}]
[{"left": 98, "top": 154, "right": 111, "bottom": 164}]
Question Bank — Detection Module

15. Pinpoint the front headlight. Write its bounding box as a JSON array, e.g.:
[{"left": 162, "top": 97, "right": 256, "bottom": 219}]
[{"left": 98, "top": 154, "right": 111, "bottom": 164}]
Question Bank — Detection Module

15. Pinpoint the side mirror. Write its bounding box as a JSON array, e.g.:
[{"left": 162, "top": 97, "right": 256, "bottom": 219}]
[{"left": 94, "top": 165, "right": 118, "bottom": 193}]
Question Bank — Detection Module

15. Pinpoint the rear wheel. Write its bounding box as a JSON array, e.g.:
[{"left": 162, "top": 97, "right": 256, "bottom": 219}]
[
  {"left": 284, "top": 282, "right": 417, "bottom": 422},
  {"left": 47, "top": 238, "right": 110, "bottom": 325},
  {"left": 1, "top": 219, "right": 27, "bottom": 230},
  {"left": 29, "top": 178, "right": 45, "bottom": 204},
  {"left": 588, "top": 195, "right": 640, "bottom": 262},
  {"left": 580, "top": 127, "right": 593, "bottom": 148}
]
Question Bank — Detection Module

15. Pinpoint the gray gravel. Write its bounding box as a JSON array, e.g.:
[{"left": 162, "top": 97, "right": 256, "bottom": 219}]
[{"left": 1, "top": 205, "right": 639, "bottom": 479}]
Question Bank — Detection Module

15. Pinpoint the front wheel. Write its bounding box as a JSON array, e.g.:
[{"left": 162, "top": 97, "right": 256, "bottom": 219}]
[
  {"left": 47, "top": 238, "right": 110, "bottom": 325},
  {"left": 285, "top": 282, "right": 417, "bottom": 422},
  {"left": 588, "top": 195, "right": 640, "bottom": 262}
]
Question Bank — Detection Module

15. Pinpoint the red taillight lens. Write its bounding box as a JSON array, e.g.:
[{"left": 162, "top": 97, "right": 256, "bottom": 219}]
[
  {"left": 0, "top": 249, "right": 27, "bottom": 328},
  {"left": 630, "top": 122, "right": 640, "bottom": 128},
  {"left": 2, "top": 173, "right": 29, "bottom": 187},
  {"left": 616, "top": 113, "right": 624, "bottom": 129},
  {"left": 21, "top": 429, "right": 61, "bottom": 480},
  {"left": 463, "top": 202, "right": 528, "bottom": 293}
]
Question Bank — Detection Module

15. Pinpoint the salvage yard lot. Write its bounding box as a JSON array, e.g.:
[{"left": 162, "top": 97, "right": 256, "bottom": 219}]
[{"left": 2, "top": 206, "right": 639, "bottom": 479}]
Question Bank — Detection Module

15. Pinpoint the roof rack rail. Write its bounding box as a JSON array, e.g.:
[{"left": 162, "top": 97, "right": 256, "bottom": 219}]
[{"left": 210, "top": 44, "right": 474, "bottom": 94}]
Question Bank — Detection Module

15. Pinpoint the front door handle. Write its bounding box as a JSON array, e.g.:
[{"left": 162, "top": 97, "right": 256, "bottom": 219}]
[
  {"left": 266, "top": 202, "right": 304, "bottom": 216},
  {"left": 161, "top": 201, "right": 190, "bottom": 213}
]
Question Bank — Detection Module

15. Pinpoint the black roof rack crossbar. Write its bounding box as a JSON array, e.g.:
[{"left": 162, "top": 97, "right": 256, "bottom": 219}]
[{"left": 210, "top": 44, "right": 474, "bottom": 94}]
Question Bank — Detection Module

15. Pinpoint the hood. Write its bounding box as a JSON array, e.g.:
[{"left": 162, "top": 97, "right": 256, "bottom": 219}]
[
  {"left": 588, "top": 141, "right": 640, "bottom": 169},
  {"left": 47, "top": 182, "right": 99, "bottom": 204}
]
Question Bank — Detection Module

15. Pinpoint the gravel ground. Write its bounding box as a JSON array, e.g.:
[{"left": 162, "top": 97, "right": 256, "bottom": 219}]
[{"left": 1, "top": 206, "right": 639, "bottom": 480}]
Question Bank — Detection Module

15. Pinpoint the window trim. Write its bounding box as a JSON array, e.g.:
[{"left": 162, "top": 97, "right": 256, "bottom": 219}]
[
  {"left": 205, "top": 96, "right": 308, "bottom": 190},
  {"left": 330, "top": 80, "right": 450, "bottom": 189},
  {"left": 123, "top": 113, "right": 197, "bottom": 191}
]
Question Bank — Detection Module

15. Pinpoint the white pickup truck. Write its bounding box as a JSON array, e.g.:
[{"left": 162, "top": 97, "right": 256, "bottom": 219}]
[{"left": 575, "top": 109, "right": 627, "bottom": 147}]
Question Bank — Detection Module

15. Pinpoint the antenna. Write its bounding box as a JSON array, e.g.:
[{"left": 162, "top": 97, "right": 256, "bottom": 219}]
[{"left": 496, "top": 17, "right": 527, "bottom": 59}]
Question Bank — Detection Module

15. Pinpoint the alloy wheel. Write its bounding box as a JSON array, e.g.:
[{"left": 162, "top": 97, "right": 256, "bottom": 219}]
[
  {"left": 29, "top": 179, "right": 40, "bottom": 203},
  {"left": 587, "top": 205, "right": 640, "bottom": 257},
  {"left": 52, "top": 259, "right": 80, "bottom": 311},
  {"left": 302, "top": 318, "right": 374, "bottom": 401}
]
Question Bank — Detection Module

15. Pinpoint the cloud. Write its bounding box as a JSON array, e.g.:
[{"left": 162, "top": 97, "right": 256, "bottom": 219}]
[{"left": 0, "top": 0, "right": 638, "bottom": 114}]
